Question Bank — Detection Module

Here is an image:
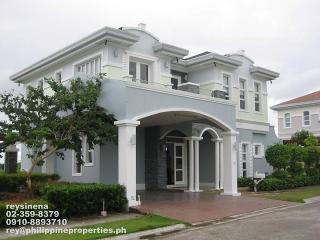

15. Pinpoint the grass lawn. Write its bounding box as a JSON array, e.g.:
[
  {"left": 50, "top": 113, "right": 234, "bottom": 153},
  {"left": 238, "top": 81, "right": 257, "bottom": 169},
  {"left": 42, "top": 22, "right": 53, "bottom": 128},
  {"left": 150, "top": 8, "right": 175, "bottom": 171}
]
[
  {"left": 248, "top": 185, "right": 320, "bottom": 203},
  {"left": 8, "top": 214, "right": 183, "bottom": 240}
]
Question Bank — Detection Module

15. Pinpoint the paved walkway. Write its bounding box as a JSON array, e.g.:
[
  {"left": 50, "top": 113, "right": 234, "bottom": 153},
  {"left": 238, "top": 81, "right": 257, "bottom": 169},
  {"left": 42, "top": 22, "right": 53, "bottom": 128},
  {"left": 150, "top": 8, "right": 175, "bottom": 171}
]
[
  {"left": 133, "top": 190, "right": 293, "bottom": 224},
  {"left": 155, "top": 200, "right": 320, "bottom": 240}
]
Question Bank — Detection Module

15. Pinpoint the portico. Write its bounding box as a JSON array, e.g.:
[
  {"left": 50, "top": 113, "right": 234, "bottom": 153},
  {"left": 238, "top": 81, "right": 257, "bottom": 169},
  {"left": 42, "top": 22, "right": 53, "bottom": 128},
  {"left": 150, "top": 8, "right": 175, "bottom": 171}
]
[{"left": 115, "top": 109, "right": 241, "bottom": 207}]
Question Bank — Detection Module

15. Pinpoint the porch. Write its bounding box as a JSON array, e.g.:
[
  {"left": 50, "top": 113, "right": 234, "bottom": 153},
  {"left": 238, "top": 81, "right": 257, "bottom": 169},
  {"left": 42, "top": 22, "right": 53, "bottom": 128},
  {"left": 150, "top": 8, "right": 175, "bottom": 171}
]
[{"left": 132, "top": 190, "right": 291, "bottom": 224}]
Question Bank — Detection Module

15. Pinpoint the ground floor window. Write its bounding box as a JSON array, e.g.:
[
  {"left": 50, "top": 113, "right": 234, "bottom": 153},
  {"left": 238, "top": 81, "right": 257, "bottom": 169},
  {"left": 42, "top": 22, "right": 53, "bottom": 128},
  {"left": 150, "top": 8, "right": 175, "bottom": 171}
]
[{"left": 241, "top": 143, "right": 248, "bottom": 177}]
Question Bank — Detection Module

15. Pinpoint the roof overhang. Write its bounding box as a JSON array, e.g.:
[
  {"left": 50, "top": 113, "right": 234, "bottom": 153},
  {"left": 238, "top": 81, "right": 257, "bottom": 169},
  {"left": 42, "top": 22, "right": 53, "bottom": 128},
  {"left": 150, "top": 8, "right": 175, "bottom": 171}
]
[
  {"left": 174, "top": 52, "right": 242, "bottom": 70},
  {"left": 10, "top": 26, "right": 139, "bottom": 83},
  {"left": 250, "top": 66, "right": 279, "bottom": 80},
  {"left": 271, "top": 99, "right": 320, "bottom": 110},
  {"left": 153, "top": 43, "right": 189, "bottom": 58}
]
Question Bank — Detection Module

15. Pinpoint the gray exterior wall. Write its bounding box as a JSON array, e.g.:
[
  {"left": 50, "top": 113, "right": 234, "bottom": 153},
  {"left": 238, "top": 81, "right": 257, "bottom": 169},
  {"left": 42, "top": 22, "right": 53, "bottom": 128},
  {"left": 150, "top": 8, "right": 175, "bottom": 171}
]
[
  {"left": 199, "top": 132, "right": 215, "bottom": 184},
  {"left": 237, "top": 126, "right": 279, "bottom": 176},
  {"left": 278, "top": 114, "right": 320, "bottom": 139}
]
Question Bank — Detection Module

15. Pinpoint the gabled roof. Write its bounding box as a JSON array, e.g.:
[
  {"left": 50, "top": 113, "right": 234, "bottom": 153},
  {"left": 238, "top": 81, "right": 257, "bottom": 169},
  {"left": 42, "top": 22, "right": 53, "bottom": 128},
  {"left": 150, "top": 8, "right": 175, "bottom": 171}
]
[{"left": 271, "top": 90, "right": 320, "bottom": 110}]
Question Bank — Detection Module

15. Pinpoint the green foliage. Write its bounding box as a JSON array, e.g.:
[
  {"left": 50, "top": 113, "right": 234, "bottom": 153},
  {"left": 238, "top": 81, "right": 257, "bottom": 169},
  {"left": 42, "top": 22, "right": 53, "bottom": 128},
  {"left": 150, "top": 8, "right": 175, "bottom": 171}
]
[
  {"left": 304, "top": 146, "right": 320, "bottom": 169},
  {"left": 265, "top": 144, "right": 290, "bottom": 171},
  {"left": 287, "top": 144, "right": 307, "bottom": 175},
  {"left": 237, "top": 177, "right": 254, "bottom": 187},
  {"left": 257, "top": 175, "right": 320, "bottom": 191},
  {"left": 290, "top": 130, "right": 311, "bottom": 146},
  {"left": 0, "top": 75, "right": 117, "bottom": 177},
  {"left": 0, "top": 199, "right": 51, "bottom": 227},
  {"left": 0, "top": 172, "right": 59, "bottom": 192},
  {"left": 41, "top": 183, "right": 127, "bottom": 218},
  {"left": 304, "top": 134, "right": 319, "bottom": 147},
  {"left": 270, "top": 170, "right": 290, "bottom": 180}
]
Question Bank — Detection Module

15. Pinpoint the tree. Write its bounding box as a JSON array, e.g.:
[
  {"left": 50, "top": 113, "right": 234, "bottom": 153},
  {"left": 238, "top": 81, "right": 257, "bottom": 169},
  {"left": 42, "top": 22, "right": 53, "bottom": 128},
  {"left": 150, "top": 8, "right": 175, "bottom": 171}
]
[
  {"left": 265, "top": 143, "right": 290, "bottom": 171},
  {"left": 0, "top": 75, "right": 117, "bottom": 192},
  {"left": 290, "top": 130, "right": 310, "bottom": 146},
  {"left": 287, "top": 144, "right": 307, "bottom": 176},
  {"left": 304, "top": 134, "right": 319, "bottom": 147}
]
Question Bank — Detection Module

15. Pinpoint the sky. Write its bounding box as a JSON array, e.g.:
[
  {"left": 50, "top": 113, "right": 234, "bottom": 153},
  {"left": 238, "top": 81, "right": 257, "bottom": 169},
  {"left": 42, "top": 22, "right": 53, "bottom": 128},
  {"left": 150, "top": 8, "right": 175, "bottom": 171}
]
[{"left": 0, "top": 0, "right": 320, "bottom": 128}]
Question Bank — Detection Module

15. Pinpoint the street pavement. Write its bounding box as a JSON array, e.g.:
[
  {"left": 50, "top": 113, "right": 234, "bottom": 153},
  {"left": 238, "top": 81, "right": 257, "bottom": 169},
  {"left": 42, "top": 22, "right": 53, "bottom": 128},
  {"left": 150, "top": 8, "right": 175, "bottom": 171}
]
[{"left": 155, "top": 201, "right": 320, "bottom": 240}]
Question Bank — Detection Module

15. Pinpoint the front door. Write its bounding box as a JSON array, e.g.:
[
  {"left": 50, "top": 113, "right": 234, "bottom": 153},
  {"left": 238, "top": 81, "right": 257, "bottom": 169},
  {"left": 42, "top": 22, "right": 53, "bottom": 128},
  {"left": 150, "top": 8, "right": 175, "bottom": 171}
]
[{"left": 174, "top": 143, "right": 185, "bottom": 184}]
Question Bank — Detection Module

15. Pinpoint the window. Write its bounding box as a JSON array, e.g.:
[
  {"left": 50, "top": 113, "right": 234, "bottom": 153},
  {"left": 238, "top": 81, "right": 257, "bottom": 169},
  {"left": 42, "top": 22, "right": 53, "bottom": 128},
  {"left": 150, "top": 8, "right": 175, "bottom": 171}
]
[
  {"left": 284, "top": 113, "right": 291, "bottom": 128},
  {"left": 253, "top": 143, "right": 264, "bottom": 158},
  {"left": 76, "top": 57, "right": 101, "bottom": 75},
  {"left": 37, "top": 79, "right": 44, "bottom": 90},
  {"left": 254, "top": 82, "right": 261, "bottom": 112},
  {"left": 222, "top": 73, "right": 231, "bottom": 100},
  {"left": 241, "top": 144, "right": 248, "bottom": 177},
  {"left": 239, "top": 78, "right": 247, "bottom": 110},
  {"left": 171, "top": 75, "right": 182, "bottom": 90},
  {"left": 72, "top": 151, "right": 83, "bottom": 176},
  {"left": 303, "top": 111, "right": 311, "bottom": 126},
  {"left": 55, "top": 71, "right": 62, "bottom": 83},
  {"left": 129, "top": 60, "right": 149, "bottom": 83}
]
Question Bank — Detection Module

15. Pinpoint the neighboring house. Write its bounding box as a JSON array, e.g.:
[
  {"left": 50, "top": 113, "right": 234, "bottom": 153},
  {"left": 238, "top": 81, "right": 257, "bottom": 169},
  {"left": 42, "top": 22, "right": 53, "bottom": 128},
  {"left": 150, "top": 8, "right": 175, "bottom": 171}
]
[
  {"left": 10, "top": 23, "right": 279, "bottom": 206},
  {"left": 271, "top": 90, "right": 320, "bottom": 142}
]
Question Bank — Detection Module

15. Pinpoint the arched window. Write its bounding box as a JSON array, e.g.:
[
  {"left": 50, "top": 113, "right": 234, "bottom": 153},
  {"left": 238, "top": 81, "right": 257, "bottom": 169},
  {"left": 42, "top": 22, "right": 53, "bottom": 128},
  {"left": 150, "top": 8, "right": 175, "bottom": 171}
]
[
  {"left": 284, "top": 113, "right": 291, "bottom": 128},
  {"left": 303, "top": 111, "right": 310, "bottom": 126}
]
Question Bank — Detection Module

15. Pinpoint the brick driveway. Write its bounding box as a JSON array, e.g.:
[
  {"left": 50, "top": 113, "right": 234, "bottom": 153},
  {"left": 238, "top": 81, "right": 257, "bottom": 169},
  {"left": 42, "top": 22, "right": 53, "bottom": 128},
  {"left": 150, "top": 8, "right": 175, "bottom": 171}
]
[{"left": 132, "top": 190, "right": 293, "bottom": 224}]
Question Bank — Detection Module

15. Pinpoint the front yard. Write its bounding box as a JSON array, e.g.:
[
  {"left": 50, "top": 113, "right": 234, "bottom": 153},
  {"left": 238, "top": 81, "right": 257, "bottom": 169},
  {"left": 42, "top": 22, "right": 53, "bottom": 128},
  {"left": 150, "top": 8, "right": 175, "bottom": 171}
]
[
  {"left": 245, "top": 185, "right": 320, "bottom": 203},
  {"left": 7, "top": 214, "right": 184, "bottom": 240}
]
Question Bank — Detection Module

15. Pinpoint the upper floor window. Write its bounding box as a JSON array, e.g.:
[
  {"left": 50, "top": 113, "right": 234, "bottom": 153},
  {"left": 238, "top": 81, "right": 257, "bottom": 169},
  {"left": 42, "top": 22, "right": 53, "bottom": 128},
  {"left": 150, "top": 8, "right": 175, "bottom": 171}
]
[
  {"left": 222, "top": 73, "right": 231, "bottom": 100},
  {"left": 37, "top": 79, "right": 44, "bottom": 90},
  {"left": 55, "top": 71, "right": 62, "bottom": 83},
  {"left": 239, "top": 78, "right": 247, "bottom": 110},
  {"left": 303, "top": 111, "right": 311, "bottom": 126},
  {"left": 284, "top": 113, "right": 291, "bottom": 128},
  {"left": 129, "top": 60, "right": 149, "bottom": 83},
  {"left": 254, "top": 82, "right": 261, "bottom": 112},
  {"left": 76, "top": 57, "right": 101, "bottom": 76}
]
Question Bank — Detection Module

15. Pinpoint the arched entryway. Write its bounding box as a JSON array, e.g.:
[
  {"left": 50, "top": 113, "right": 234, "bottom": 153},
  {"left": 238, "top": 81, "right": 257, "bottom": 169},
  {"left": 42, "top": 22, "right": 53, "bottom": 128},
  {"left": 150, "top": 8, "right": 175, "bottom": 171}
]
[{"left": 115, "top": 109, "right": 240, "bottom": 207}]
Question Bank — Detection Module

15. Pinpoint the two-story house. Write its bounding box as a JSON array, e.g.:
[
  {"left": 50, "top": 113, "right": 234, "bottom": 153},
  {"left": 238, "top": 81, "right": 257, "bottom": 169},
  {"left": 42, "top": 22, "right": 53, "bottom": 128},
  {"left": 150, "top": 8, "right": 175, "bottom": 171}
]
[
  {"left": 271, "top": 90, "right": 320, "bottom": 142},
  {"left": 10, "top": 24, "right": 279, "bottom": 206}
]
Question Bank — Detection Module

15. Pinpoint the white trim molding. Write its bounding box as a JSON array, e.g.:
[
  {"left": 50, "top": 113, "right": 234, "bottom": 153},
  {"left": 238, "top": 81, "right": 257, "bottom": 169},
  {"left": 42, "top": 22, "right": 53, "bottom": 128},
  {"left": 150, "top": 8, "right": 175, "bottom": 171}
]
[{"left": 253, "top": 143, "right": 264, "bottom": 158}]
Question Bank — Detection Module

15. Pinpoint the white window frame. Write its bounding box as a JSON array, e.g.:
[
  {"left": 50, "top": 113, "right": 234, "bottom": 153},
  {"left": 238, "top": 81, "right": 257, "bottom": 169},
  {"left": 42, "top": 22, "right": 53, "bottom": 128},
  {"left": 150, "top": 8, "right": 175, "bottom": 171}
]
[
  {"left": 55, "top": 70, "right": 63, "bottom": 83},
  {"left": 222, "top": 72, "right": 232, "bottom": 100},
  {"left": 303, "top": 111, "right": 311, "bottom": 127},
  {"left": 72, "top": 150, "right": 83, "bottom": 177},
  {"left": 241, "top": 143, "right": 249, "bottom": 177},
  {"left": 73, "top": 53, "right": 103, "bottom": 77},
  {"left": 284, "top": 112, "right": 291, "bottom": 128},
  {"left": 81, "top": 136, "right": 95, "bottom": 167},
  {"left": 129, "top": 59, "right": 151, "bottom": 83},
  {"left": 254, "top": 81, "right": 261, "bottom": 112},
  {"left": 253, "top": 143, "right": 264, "bottom": 158},
  {"left": 239, "top": 77, "right": 248, "bottom": 111}
]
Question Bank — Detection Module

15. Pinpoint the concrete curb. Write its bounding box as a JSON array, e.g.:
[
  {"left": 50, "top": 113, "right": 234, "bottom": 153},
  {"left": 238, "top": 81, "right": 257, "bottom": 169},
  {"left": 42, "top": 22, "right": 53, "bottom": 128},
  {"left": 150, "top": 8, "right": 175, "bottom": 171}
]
[{"left": 104, "top": 224, "right": 186, "bottom": 240}]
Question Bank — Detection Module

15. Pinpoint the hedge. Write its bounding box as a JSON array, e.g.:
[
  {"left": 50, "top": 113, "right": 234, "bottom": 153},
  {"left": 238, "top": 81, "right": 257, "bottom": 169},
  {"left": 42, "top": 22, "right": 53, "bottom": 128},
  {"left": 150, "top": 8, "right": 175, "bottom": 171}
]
[
  {"left": 0, "top": 172, "right": 60, "bottom": 192},
  {"left": 41, "top": 183, "right": 127, "bottom": 217},
  {"left": 237, "top": 177, "right": 254, "bottom": 187},
  {"left": 0, "top": 199, "right": 52, "bottom": 227},
  {"left": 256, "top": 175, "right": 320, "bottom": 191}
]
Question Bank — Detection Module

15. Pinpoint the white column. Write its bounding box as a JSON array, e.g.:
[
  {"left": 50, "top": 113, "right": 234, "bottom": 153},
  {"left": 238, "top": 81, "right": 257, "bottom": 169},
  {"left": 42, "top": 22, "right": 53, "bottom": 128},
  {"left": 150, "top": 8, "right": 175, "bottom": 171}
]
[
  {"left": 221, "top": 131, "right": 241, "bottom": 196},
  {"left": 219, "top": 140, "right": 224, "bottom": 189},
  {"left": 115, "top": 120, "right": 140, "bottom": 207},
  {"left": 194, "top": 139, "right": 200, "bottom": 192},
  {"left": 188, "top": 138, "right": 194, "bottom": 191},
  {"left": 215, "top": 139, "right": 221, "bottom": 190}
]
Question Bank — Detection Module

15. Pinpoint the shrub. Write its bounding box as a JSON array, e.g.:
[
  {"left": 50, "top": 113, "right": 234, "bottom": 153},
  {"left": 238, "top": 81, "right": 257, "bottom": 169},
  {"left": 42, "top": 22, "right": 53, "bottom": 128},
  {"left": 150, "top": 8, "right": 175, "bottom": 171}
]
[
  {"left": 305, "top": 146, "right": 320, "bottom": 169},
  {"left": 270, "top": 170, "right": 290, "bottom": 180},
  {"left": 237, "top": 177, "right": 254, "bottom": 187},
  {"left": 290, "top": 130, "right": 310, "bottom": 146},
  {"left": 0, "top": 172, "right": 59, "bottom": 192},
  {"left": 41, "top": 183, "right": 127, "bottom": 217},
  {"left": 257, "top": 175, "right": 320, "bottom": 191},
  {"left": 265, "top": 144, "right": 290, "bottom": 171},
  {"left": 304, "top": 134, "right": 319, "bottom": 147},
  {"left": 287, "top": 144, "right": 307, "bottom": 176},
  {"left": 0, "top": 199, "right": 52, "bottom": 227}
]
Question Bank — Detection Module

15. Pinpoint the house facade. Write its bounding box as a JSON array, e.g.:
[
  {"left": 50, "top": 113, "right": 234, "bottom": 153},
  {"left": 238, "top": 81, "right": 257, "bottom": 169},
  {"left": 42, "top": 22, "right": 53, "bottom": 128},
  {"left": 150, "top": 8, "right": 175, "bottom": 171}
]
[
  {"left": 271, "top": 90, "right": 320, "bottom": 141},
  {"left": 10, "top": 24, "right": 279, "bottom": 206}
]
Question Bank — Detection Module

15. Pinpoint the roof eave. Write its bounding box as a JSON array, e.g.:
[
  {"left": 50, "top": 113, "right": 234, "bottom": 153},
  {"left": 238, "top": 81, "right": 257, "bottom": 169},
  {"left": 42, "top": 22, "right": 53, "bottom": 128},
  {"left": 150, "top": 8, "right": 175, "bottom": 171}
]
[
  {"left": 153, "top": 43, "right": 189, "bottom": 59},
  {"left": 271, "top": 99, "right": 320, "bottom": 110},
  {"left": 10, "top": 26, "right": 139, "bottom": 83}
]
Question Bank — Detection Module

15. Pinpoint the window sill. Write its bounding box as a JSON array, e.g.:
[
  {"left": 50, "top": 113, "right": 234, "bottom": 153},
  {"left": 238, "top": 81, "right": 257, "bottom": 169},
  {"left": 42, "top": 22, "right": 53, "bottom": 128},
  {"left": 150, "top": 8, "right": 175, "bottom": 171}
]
[
  {"left": 239, "top": 109, "right": 249, "bottom": 113},
  {"left": 72, "top": 173, "right": 83, "bottom": 177},
  {"left": 84, "top": 163, "right": 94, "bottom": 167},
  {"left": 253, "top": 155, "right": 264, "bottom": 159}
]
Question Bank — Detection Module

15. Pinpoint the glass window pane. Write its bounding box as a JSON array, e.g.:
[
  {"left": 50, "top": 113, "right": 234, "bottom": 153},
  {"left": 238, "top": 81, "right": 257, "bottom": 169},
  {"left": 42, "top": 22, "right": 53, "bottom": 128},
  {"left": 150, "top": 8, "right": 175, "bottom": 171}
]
[
  {"left": 176, "top": 158, "right": 183, "bottom": 169},
  {"left": 243, "top": 171, "right": 247, "bottom": 177},
  {"left": 140, "top": 64, "right": 148, "bottom": 82},
  {"left": 88, "top": 151, "right": 93, "bottom": 163},
  {"left": 176, "top": 146, "right": 182, "bottom": 157},
  {"left": 240, "top": 100, "right": 245, "bottom": 110},
  {"left": 129, "top": 61, "right": 136, "bottom": 79},
  {"left": 176, "top": 170, "right": 183, "bottom": 181},
  {"left": 243, "top": 162, "right": 247, "bottom": 169},
  {"left": 255, "top": 102, "right": 260, "bottom": 112}
]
